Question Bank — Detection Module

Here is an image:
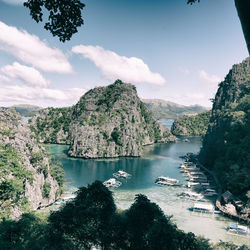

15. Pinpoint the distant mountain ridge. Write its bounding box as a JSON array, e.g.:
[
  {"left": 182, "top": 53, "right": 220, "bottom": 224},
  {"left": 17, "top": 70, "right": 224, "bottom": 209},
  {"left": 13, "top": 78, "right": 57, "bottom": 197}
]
[
  {"left": 143, "top": 99, "right": 210, "bottom": 120},
  {"left": 9, "top": 104, "right": 42, "bottom": 117}
]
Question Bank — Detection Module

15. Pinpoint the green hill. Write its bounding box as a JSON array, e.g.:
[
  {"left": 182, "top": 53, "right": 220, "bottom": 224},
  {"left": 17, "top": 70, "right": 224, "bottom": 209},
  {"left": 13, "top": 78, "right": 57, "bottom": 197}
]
[
  {"left": 143, "top": 99, "right": 209, "bottom": 120},
  {"left": 10, "top": 104, "right": 41, "bottom": 117},
  {"left": 199, "top": 57, "right": 250, "bottom": 201},
  {"left": 171, "top": 111, "right": 211, "bottom": 136}
]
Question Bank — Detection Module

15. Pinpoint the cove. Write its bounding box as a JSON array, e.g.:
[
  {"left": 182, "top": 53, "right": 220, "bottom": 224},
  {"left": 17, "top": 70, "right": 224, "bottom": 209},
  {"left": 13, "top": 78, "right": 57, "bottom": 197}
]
[{"left": 47, "top": 135, "right": 249, "bottom": 246}]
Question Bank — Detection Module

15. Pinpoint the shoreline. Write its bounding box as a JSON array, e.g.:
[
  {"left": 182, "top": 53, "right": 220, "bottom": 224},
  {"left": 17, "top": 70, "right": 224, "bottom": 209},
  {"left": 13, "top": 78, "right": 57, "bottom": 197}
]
[{"left": 186, "top": 153, "right": 250, "bottom": 225}]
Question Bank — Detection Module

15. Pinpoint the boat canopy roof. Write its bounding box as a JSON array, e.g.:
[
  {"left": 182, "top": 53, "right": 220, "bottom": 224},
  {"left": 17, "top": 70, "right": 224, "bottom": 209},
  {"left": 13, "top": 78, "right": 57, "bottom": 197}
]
[{"left": 194, "top": 203, "right": 214, "bottom": 210}]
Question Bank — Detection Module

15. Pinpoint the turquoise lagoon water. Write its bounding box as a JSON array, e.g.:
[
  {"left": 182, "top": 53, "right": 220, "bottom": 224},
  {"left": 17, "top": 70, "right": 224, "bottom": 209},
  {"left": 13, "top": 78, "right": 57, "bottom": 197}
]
[{"left": 47, "top": 137, "right": 249, "bottom": 246}]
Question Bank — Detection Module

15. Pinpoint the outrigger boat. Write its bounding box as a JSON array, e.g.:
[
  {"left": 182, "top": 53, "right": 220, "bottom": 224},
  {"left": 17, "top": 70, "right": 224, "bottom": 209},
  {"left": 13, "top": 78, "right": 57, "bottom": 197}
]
[
  {"left": 202, "top": 188, "right": 218, "bottom": 197},
  {"left": 155, "top": 176, "right": 179, "bottom": 186},
  {"left": 178, "top": 191, "right": 206, "bottom": 202},
  {"left": 187, "top": 182, "right": 201, "bottom": 188},
  {"left": 226, "top": 224, "right": 249, "bottom": 235},
  {"left": 103, "top": 178, "right": 122, "bottom": 188},
  {"left": 189, "top": 203, "right": 219, "bottom": 214},
  {"left": 113, "top": 170, "right": 131, "bottom": 179}
]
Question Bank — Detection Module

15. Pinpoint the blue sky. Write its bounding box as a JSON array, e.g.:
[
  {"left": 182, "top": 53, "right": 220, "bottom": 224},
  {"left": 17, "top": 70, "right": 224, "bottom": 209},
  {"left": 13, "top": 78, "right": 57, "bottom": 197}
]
[{"left": 0, "top": 0, "right": 248, "bottom": 107}]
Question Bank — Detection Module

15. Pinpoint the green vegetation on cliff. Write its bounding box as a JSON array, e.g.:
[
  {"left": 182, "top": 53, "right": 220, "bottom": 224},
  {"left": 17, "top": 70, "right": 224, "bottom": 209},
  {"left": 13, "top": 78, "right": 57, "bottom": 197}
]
[
  {"left": 0, "top": 109, "right": 64, "bottom": 220},
  {"left": 30, "top": 107, "right": 71, "bottom": 144},
  {"left": 30, "top": 80, "right": 175, "bottom": 159},
  {"left": 199, "top": 57, "right": 250, "bottom": 200},
  {"left": 171, "top": 111, "right": 211, "bottom": 136}
]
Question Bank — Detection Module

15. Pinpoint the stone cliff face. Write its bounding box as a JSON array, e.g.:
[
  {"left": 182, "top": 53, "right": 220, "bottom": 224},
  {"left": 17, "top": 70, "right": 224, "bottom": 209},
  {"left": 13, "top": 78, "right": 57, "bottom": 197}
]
[
  {"left": 0, "top": 109, "right": 62, "bottom": 219},
  {"left": 30, "top": 107, "right": 71, "bottom": 144},
  {"left": 199, "top": 57, "right": 250, "bottom": 199},
  {"left": 31, "top": 80, "right": 176, "bottom": 158}
]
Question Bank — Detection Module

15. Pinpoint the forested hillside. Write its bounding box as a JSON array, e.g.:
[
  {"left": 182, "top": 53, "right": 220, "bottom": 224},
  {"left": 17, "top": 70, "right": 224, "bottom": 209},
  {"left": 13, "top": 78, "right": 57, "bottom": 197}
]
[
  {"left": 0, "top": 109, "right": 64, "bottom": 220},
  {"left": 30, "top": 80, "right": 176, "bottom": 159},
  {"left": 171, "top": 111, "right": 211, "bottom": 136},
  {"left": 199, "top": 57, "right": 250, "bottom": 200}
]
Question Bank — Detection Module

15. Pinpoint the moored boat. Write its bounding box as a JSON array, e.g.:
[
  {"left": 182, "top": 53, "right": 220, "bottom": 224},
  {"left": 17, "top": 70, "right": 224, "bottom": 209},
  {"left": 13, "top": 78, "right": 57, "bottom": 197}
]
[
  {"left": 113, "top": 170, "right": 131, "bottom": 179},
  {"left": 226, "top": 224, "right": 249, "bottom": 235},
  {"left": 189, "top": 203, "right": 215, "bottom": 213},
  {"left": 155, "top": 176, "right": 179, "bottom": 186},
  {"left": 178, "top": 191, "right": 206, "bottom": 201},
  {"left": 103, "top": 178, "right": 122, "bottom": 188},
  {"left": 202, "top": 188, "right": 218, "bottom": 197}
]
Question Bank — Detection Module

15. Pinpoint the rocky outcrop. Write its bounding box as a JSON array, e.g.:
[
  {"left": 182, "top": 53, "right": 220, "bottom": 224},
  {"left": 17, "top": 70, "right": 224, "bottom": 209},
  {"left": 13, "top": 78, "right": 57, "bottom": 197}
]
[
  {"left": 199, "top": 57, "right": 250, "bottom": 200},
  {"left": 0, "top": 109, "right": 63, "bottom": 219},
  {"left": 171, "top": 111, "right": 211, "bottom": 136},
  {"left": 30, "top": 107, "right": 71, "bottom": 144},
  {"left": 31, "top": 80, "right": 176, "bottom": 159}
]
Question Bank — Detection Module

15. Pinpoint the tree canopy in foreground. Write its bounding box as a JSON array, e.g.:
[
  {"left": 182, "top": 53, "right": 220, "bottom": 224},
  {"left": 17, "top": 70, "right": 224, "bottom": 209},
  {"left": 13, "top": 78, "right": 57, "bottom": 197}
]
[
  {"left": 0, "top": 181, "right": 249, "bottom": 249},
  {"left": 24, "top": 0, "right": 85, "bottom": 42}
]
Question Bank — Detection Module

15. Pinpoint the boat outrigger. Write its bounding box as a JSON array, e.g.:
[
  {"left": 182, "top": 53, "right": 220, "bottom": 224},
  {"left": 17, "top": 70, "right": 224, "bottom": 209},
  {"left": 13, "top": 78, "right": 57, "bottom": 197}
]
[
  {"left": 178, "top": 191, "right": 206, "bottom": 202},
  {"left": 103, "top": 178, "right": 122, "bottom": 188},
  {"left": 226, "top": 224, "right": 249, "bottom": 235},
  {"left": 155, "top": 176, "right": 179, "bottom": 186},
  {"left": 189, "top": 203, "right": 219, "bottom": 214},
  {"left": 113, "top": 170, "right": 131, "bottom": 179}
]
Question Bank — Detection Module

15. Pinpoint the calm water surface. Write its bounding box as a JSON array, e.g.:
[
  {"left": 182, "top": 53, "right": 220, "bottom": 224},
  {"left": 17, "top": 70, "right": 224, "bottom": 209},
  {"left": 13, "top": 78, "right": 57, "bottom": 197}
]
[{"left": 47, "top": 136, "right": 249, "bottom": 246}]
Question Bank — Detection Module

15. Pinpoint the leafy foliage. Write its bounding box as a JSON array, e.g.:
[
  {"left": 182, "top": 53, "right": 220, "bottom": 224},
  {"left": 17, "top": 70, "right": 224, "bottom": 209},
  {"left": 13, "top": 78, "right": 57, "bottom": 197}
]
[
  {"left": 42, "top": 182, "right": 51, "bottom": 198},
  {"left": 31, "top": 107, "right": 71, "bottom": 144},
  {"left": 199, "top": 58, "right": 250, "bottom": 200},
  {"left": 111, "top": 127, "right": 123, "bottom": 146},
  {"left": 0, "top": 181, "right": 217, "bottom": 249},
  {"left": 24, "top": 0, "right": 85, "bottom": 42},
  {"left": 0, "top": 144, "right": 33, "bottom": 219},
  {"left": 171, "top": 111, "right": 211, "bottom": 136}
]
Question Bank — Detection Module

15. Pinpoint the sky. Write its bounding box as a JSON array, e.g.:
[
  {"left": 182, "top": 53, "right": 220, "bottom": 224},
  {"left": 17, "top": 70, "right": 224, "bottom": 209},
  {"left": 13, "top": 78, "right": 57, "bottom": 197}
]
[{"left": 0, "top": 0, "right": 248, "bottom": 108}]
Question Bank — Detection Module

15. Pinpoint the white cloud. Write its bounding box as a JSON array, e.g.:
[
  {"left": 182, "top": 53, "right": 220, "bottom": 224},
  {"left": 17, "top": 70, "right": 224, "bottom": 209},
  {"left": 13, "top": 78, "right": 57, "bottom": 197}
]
[
  {"left": 72, "top": 45, "right": 166, "bottom": 85},
  {"left": 199, "top": 70, "right": 222, "bottom": 84},
  {"left": 0, "top": 85, "right": 86, "bottom": 107},
  {"left": 0, "top": 21, "right": 73, "bottom": 74},
  {"left": 1, "top": 0, "right": 25, "bottom": 5},
  {"left": 1, "top": 62, "right": 50, "bottom": 88},
  {"left": 0, "top": 74, "right": 10, "bottom": 83}
]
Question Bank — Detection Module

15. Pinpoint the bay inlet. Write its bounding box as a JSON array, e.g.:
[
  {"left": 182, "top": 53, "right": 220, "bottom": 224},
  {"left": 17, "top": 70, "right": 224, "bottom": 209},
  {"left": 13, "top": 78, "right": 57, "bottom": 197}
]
[{"left": 47, "top": 126, "right": 249, "bottom": 246}]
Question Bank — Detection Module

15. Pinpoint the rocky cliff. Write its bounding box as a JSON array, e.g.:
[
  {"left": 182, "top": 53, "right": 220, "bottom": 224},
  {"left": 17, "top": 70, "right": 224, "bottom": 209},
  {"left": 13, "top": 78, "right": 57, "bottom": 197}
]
[
  {"left": 31, "top": 80, "right": 176, "bottom": 158},
  {"left": 171, "top": 111, "right": 211, "bottom": 136},
  {"left": 30, "top": 107, "right": 71, "bottom": 144},
  {"left": 199, "top": 57, "right": 250, "bottom": 200},
  {"left": 0, "top": 109, "right": 64, "bottom": 219}
]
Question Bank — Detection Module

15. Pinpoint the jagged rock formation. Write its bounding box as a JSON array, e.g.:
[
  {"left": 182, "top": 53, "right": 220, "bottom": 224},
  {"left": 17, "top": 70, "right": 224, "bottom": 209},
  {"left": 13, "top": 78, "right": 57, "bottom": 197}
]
[
  {"left": 171, "top": 111, "right": 211, "bottom": 136},
  {"left": 199, "top": 57, "right": 250, "bottom": 201},
  {"left": 0, "top": 109, "right": 63, "bottom": 219},
  {"left": 30, "top": 107, "right": 72, "bottom": 144},
  {"left": 31, "top": 80, "right": 176, "bottom": 158},
  {"left": 143, "top": 99, "right": 209, "bottom": 120}
]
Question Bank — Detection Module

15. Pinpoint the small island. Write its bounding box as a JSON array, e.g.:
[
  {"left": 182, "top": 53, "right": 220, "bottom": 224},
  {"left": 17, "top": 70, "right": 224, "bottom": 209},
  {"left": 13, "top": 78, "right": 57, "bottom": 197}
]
[{"left": 30, "top": 80, "right": 176, "bottom": 159}]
